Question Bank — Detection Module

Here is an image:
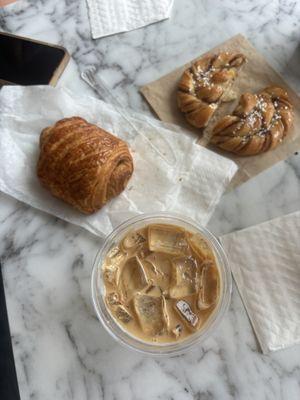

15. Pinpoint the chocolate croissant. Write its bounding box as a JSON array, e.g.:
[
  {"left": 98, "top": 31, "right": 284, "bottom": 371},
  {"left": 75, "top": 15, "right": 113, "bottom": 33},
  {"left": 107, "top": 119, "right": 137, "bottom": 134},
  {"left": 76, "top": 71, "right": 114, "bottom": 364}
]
[
  {"left": 37, "top": 117, "right": 134, "bottom": 214},
  {"left": 177, "top": 52, "right": 246, "bottom": 128},
  {"left": 210, "top": 86, "right": 294, "bottom": 156}
]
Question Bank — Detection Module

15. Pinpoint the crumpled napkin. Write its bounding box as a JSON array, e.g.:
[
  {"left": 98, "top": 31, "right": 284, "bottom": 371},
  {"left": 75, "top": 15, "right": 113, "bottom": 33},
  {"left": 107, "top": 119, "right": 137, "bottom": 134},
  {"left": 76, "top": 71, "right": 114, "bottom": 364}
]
[
  {"left": 221, "top": 211, "right": 300, "bottom": 354},
  {"left": 0, "top": 85, "right": 237, "bottom": 237},
  {"left": 86, "top": 0, "right": 174, "bottom": 39}
]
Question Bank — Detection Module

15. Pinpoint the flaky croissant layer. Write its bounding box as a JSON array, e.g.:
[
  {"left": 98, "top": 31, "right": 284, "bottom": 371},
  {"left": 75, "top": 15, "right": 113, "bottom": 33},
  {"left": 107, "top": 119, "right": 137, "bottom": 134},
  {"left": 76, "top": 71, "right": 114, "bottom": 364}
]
[{"left": 37, "top": 117, "right": 134, "bottom": 214}]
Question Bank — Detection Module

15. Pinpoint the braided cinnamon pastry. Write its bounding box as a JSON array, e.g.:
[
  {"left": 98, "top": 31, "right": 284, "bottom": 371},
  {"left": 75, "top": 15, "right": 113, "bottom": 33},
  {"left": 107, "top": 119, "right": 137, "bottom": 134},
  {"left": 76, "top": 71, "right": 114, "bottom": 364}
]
[
  {"left": 37, "top": 117, "right": 134, "bottom": 214},
  {"left": 210, "top": 86, "right": 294, "bottom": 156},
  {"left": 177, "top": 52, "right": 246, "bottom": 128}
]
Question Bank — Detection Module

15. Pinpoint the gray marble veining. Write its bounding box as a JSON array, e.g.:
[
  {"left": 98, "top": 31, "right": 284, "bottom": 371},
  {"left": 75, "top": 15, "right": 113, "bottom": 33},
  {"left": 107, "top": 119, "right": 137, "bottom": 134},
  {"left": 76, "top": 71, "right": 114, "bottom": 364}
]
[{"left": 0, "top": 0, "right": 300, "bottom": 399}]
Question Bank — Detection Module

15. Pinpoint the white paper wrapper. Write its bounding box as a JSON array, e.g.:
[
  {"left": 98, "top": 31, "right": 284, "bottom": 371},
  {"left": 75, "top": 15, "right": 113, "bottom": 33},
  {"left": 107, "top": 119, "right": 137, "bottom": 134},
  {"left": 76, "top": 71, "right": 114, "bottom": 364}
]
[
  {"left": 221, "top": 211, "right": 300, "bottom": 354},
  {"left": 86, "top": 0, "right": 174, "bottom": 39},
  {"left": 0, "top": 86, "right": 237, "bottom": 238}
]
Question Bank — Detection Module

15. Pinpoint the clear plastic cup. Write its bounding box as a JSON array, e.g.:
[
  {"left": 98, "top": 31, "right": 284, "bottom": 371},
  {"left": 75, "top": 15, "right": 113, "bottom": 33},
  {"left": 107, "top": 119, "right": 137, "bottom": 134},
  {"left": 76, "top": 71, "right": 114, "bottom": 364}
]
[{"left": 91, "top": 212, "right": 232, "bottom": 356}]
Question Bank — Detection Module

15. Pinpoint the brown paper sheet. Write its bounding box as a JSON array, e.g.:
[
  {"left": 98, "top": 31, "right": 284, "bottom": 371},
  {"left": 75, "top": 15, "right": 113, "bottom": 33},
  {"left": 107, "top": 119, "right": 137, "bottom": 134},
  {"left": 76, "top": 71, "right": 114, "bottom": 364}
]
[{"left": 141, "top": 34, "right": 300, "bottom": 189}]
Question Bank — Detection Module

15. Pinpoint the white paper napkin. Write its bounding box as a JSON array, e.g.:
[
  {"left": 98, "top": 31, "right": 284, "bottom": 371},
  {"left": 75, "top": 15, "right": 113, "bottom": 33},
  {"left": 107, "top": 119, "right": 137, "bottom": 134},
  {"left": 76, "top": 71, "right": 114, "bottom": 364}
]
[
  {"left": 0, "top": 85, "right": 237, "bottom": 238},
  {"left": 221, "top": 211, "right": 300, "bottom": 354},
  {"left": 86, "top": 0, "right": 174, "bottom": 39}
]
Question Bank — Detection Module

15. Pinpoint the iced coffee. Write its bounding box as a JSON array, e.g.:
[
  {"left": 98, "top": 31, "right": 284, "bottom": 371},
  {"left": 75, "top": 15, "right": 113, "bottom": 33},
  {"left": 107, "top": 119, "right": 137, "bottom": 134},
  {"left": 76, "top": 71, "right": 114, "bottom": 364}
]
[{"left": 102, "top": 223, "right": 220, "bottom": 343}]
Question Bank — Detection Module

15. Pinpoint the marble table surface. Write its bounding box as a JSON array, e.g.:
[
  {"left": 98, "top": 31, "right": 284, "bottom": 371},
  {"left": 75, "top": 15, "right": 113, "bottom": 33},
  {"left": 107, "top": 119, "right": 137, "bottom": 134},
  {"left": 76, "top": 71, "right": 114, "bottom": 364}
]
[{"left": 1, "top": 1, "right": 300, "bottom": 399}]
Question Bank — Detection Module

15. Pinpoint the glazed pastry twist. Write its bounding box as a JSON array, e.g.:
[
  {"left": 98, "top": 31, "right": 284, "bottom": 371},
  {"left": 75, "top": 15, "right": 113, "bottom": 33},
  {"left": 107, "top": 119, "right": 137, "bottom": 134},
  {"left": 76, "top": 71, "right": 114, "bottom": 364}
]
[
  {"left": 177, "top": 52, "right": 246, "bottom": 128},
  {"left": 37, "top": 117, "right": 134, "bottom": 214},
  {"left": 210, "top": 86, "right": 294, "bottom": 156}
]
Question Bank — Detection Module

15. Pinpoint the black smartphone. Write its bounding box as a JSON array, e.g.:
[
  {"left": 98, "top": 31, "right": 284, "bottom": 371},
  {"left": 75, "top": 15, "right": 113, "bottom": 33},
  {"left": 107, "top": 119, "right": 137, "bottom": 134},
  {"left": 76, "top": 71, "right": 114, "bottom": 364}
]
[
  {"left": 0, "top": 264, "right": 21, "bottom": 400},
  {"left": 0, "top": 31, "right": 70, "bottom": 86}
]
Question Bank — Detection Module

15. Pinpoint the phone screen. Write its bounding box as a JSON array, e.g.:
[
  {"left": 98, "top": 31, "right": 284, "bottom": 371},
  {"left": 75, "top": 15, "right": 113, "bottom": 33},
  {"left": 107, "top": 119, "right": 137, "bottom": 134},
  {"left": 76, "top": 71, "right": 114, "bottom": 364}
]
[{"left": 0, "top": 33, "right": 67, "bottom": 85}]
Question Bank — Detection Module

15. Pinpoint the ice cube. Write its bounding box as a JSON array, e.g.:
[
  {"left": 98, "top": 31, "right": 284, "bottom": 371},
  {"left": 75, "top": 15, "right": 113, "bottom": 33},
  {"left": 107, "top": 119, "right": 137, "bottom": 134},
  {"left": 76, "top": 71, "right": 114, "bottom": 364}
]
[
  {"left": 172, "top": 324, "right": 183, "bottom": 339},
  {"left": 170, "top": 257, "right": 198, "bottom": 298},
  {"left": 133, "top": 293, "right": 165, "bottom": 335},
  {"left": 106, "top": 292, "right": 121, "bottom": 306},
  {"left": 107, "top": 246, "right": 122, "bottom": 259},
  {"left": 103, "top": 246, "right": 126, "bottom": 285},
  {"left": 143, "top": 253, "right": 173, "bottom": 291},
  {"left": 198, "top": 261, "right": 219, "bottom": 309},
  {"left": 106, "top": 246, "right": 126, "bottom": 266},
  {"left": 175, "top": 300, "right": 199, "bottom": 328},
  {"left": 121, "top": 230, "right": 147, "bottom": 252},
  {"left": 118, "top": 256, "right": 148, "bottom": 302},
  {"left": 162, "top": 295, "right": 170, "bottom": 330},
  {"left": 148, "top": 224, "right": 189, "bottom": 256},
  {"left": 187, "top": 233, "right": 214, "bottom": 262},
  {"left": 103, "top": 264, "right": 118, "bottom": 285},
  {"left": 162, "top": 297, "right": 185, "bottom": 337},
  {"left": 115, "top": 305, "right": 132, "bottom": 323}
]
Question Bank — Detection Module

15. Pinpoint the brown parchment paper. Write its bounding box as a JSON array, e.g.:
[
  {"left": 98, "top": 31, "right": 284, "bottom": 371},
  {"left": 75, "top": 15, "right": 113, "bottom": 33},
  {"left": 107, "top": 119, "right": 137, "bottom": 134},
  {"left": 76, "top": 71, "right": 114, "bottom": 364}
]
[{"left": 141, "top": 34, "right": 300, "bottom": 189}]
